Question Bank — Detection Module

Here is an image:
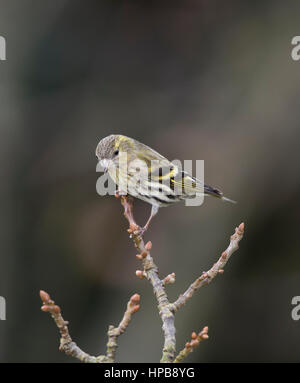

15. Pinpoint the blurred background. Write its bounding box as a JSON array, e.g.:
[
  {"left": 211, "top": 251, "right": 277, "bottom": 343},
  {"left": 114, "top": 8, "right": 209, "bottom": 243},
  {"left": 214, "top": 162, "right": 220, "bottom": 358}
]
[{"left": 0, "top": 0, "right": 300, "bottom": 362}]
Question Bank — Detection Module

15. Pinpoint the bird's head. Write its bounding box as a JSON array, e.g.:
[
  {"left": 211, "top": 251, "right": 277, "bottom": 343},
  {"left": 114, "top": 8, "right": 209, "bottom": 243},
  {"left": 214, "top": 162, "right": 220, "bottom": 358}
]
[
  {"left": 95, "top": 134, "right": 120, "bottom": 172},
  {"left": 96, "top": 134, "right": 134, "bottom": 172}
]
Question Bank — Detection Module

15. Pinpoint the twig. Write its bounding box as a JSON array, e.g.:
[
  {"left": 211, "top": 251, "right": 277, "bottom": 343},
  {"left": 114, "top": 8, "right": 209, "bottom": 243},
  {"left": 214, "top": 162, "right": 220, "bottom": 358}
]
[
  {"left": 39, "top": 290, "right": 140, "bottom": 363},
  {"left": 174, "top": 327, "right": 209, "bottom": 363},
  {"left": 106, "top": 293, "right": 140, "bottom": 361},
  {"left": 173, "top": 222, "right": 244, "bottom": 312}
]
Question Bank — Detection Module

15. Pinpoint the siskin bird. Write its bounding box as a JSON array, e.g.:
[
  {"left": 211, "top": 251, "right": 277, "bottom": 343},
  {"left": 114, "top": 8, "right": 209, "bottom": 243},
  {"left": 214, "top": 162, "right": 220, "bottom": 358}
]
[{"left": 96, "top": 134, "right": 235, "bottom": 234}]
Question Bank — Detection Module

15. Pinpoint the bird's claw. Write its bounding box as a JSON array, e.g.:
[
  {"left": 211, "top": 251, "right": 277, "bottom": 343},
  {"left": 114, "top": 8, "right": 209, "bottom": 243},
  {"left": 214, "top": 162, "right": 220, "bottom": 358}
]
[
  {"left": 136, "top": 226, "right": 147, "bottom": 237},
  {"left": 128, "top": 225, "right": 147, "bottom": 237}
]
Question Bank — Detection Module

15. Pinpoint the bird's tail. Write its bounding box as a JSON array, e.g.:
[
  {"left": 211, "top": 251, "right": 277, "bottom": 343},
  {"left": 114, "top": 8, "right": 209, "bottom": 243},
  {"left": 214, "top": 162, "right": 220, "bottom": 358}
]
[{"left": 204, "top": 184, "right": 237, "bottom": 204}]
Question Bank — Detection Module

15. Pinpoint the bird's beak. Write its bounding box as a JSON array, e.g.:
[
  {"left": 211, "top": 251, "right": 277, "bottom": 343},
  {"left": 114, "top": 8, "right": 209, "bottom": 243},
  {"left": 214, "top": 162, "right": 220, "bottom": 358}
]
[{"left": 100, "top": 159, "right": 109, "bottom": 173}]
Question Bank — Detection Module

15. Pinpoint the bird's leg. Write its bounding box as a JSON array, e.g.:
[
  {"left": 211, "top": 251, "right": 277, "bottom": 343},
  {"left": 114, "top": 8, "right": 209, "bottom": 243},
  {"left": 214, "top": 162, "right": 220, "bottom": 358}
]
[
  {"left": 139, "top": 205, "right": 159, "bottom": 236},
  {"left": 120, "top": 196, "right": 159, "bottom": 237},
  {"left": 119, "top": 195, "right": 140, "bottom": 233}
]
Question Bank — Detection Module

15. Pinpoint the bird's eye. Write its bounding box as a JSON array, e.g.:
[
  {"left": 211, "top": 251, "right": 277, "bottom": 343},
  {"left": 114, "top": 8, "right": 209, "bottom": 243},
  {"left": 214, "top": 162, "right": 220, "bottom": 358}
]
[{"left": 114, "top": 149, "right": 119, "bottom": 156}]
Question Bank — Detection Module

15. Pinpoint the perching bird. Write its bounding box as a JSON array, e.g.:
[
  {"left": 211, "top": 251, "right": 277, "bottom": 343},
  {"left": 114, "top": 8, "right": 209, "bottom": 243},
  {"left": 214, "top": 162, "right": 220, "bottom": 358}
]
[{"left": 96, "top": 134, "right": 235, "bottom": 234}]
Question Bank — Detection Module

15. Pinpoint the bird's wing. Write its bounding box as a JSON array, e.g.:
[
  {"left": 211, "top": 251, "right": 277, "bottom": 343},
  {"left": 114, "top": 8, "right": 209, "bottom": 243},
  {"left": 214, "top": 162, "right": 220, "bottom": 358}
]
[
  {"left": 171, "top": 171, "right": 225, "bottom": 199},
  {"left": 127, "top": 141, "right": 227, "bottom": 200},
  {"left": 171, "top": 171, "right": 201, "bottom": 196},
  {"left": 123, "top": 142, "right": 178, "bottom": 196}
]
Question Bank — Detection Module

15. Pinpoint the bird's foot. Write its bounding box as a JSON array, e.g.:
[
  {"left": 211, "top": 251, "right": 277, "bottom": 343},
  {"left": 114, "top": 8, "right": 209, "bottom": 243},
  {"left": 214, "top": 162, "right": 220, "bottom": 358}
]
[
  {"left": 136, "top": 226, "right": 148, "bottom": 237},
  {"left": 128, "top": 224, "right": 148, "bottom": 238}
]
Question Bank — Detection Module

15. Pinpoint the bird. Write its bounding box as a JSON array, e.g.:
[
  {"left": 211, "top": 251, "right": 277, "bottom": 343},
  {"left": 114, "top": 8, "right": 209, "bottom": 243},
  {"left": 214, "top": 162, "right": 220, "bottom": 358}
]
[{"left": 96, "top": 134, "right": 235, "bottom": 234}]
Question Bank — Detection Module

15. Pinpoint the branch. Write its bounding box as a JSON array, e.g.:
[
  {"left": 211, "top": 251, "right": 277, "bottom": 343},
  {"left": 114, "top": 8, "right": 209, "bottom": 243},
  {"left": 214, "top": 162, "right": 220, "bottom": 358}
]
[
  {"left": 172, "top": 222, "right": 244, "bottom": 312},
  {"left": 106, "top": 293, "right": 140, "bottom": 361},
  {"left": 39, "top": 290, "right": 140, "bottom": 363},
  {"left": 174, "top": 326, "right": 209, "bottom": 363},
  {"left": 120, "top": 196, "right": 176, "bottom": 363},
  {"left": 120, "top": 195, "right": 244, "bottom": 363},
  {"left": 40, "top": 193, "right": 244, "bottom": 363}
]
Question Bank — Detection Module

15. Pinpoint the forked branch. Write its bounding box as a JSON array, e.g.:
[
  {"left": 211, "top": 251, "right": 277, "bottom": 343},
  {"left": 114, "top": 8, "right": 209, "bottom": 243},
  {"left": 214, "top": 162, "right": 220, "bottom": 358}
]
[
  {"left": 120, "top": 195, "right": 244, "bottom": 362},
  {"left": 39, "top": 195, "right": 244, "bottom": 363},
  {"left": 39, "top": 290, "right": 140, "bottom": 362}
]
